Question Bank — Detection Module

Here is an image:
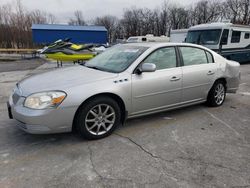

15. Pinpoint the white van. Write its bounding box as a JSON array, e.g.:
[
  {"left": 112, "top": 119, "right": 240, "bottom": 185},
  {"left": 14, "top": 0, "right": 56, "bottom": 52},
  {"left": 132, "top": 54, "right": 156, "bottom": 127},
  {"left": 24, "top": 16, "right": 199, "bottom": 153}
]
[
  {"left": 186, "top": 22, "right": 250, "bottom": 62},
  {"left": 127, "top": 34, "right": 170, "bottom": 43}
]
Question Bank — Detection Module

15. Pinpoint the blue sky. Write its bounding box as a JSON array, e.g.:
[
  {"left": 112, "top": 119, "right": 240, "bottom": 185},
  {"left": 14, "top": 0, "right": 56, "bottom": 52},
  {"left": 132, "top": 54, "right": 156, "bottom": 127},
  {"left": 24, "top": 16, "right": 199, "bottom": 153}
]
[{"left": 1, "top": 0, "right": 200, "bottom": 23}]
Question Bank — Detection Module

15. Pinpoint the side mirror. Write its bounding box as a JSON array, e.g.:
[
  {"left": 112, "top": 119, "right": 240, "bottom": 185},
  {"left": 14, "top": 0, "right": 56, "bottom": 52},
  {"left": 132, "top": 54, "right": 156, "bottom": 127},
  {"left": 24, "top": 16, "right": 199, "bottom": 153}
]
[{"left": 139, "top": 63, "right": 156, "bottom": 73}]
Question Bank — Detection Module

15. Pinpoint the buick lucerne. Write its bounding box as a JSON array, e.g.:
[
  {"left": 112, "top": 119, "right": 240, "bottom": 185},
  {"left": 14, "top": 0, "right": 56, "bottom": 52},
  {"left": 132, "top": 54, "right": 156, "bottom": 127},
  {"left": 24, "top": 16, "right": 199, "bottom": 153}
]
[{"left": 8, "top": 43, "right": 240, "bottom": 139}]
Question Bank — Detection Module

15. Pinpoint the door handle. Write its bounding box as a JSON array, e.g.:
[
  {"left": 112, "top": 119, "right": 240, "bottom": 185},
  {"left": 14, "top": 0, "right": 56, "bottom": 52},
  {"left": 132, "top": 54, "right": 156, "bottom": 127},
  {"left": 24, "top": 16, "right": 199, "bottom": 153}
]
[
  {"left": 170, "top": 76, "right": 181, "bottom": 81},
  {"left": 207, "top": 71, "right": 215, "bottom": 75}
]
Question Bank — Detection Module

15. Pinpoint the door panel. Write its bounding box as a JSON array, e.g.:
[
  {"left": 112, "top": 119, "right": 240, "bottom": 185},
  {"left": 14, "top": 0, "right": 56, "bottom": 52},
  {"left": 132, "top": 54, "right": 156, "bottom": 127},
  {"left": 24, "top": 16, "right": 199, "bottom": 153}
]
[
  {"left": 182, "top": 63, "right": 217, "bottom": 102},
  {"left": 131, "top": 67, "right": 182, "bottom": 114},
  {"left": 179, "top": 46, "right": 218, "bottom": 102}
]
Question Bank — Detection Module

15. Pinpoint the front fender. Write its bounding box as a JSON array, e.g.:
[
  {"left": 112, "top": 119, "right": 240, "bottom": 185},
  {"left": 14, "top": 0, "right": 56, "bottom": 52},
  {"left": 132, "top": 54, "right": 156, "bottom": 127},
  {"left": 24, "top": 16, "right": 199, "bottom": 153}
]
[{"left": 60, "top": 74, "right": 132, "bottom": 114}]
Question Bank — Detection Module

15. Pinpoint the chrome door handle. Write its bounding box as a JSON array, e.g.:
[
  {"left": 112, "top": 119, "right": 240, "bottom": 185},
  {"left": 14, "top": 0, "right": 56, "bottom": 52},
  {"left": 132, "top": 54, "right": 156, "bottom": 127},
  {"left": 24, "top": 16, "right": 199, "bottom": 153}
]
[
  {"left": 170, "top": 76, "right": 181, "bottom": 81},
  {"left": 207, "top": 71, "right": 215, "bottom": 75}
]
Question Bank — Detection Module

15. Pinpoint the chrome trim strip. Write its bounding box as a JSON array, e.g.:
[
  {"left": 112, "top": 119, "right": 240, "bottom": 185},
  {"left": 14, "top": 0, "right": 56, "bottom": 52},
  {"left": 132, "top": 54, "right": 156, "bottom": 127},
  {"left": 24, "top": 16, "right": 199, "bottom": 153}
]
[
  {"left": 130, "top": 98, "right": 204, "bottom": 116},
  {"left": 182, "top": 83, "right": 211, "bottom": 90},
  {"left": 128, "top": 99, "right": 206, "bottom": 118},
  {"left": 134, "top": 88, "right": 182, "bottom": 98}
]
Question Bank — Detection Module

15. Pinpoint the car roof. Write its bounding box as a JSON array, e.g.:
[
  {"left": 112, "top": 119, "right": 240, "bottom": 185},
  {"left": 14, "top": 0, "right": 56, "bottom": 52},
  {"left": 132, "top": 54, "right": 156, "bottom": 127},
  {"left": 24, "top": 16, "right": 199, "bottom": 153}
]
[
  {"left": 123, "top": 42, "right": 211, "bottom": 50},
  {"left": 122, "top": 42, "right": 217, "bottom": 57}
]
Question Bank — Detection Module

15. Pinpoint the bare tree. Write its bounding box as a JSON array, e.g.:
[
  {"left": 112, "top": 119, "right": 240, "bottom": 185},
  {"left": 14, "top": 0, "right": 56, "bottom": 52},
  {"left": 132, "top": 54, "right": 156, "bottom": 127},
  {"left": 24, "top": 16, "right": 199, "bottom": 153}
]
[
  {"left": 120, "top": 7, "right": 162, "bottom": 38},
  {"left": 0, "top": 0, "right": 56, "bottom": 48},
  {"left": 68, "top": 10, "right": 86, "bottom": 25},
  {"left": 168, "top": 5, "right": 189, "bottom": 30},
  {"left": 29, "top": 10, "right": 48, "bottom": 24},
  {"left": 159, "top": 1, "right": 169, "bottom": 35},
  {"left": 221, "top": 0, "right": 250, "bottom": 24},
  {"left": 48, "top": 13, "right": 56, "bottom": 24},
  {"left": 94, "top": 15, "right": 118, "bottom": 43},
  {"left": 3, "top": 0, "right": 250, "bottom": 48},
  {"left": 193, "top": 0, "right": 220, "bottom": 24},
  {"left": 223, "top": 0, "right": 242, "bottom": 23}
]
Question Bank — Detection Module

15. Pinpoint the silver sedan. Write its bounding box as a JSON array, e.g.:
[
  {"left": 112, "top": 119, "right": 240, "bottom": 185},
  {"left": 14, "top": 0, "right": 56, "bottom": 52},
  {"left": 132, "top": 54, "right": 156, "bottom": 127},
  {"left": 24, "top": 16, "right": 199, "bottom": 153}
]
[{"left": 8, "top": 43, "right": 240, "bottom": 139}]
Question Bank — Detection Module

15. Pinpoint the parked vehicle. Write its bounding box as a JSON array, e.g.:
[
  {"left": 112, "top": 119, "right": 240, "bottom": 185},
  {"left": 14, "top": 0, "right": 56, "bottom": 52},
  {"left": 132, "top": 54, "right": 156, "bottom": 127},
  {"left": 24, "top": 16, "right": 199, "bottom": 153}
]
[
  {"left": 37, "top": 38, "right": 71, "bottom": 54},
  {"left": 186, "top": 22, "right": 250, "bottom": 63},
  {"left": 127, "top": 34, "right": 170, "bottom": 43},
  {"left": 8, "top": 43, "right": 240, "bottom": 140},
  {"left": 170, "top": 29, "right": 188, "bottom": 42}
]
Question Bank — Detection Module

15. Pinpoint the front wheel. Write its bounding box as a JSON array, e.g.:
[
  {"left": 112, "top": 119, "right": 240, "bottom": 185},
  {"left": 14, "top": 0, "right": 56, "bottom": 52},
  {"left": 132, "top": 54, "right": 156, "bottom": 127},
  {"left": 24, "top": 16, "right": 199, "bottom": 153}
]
[
  {"left": 75, "top": 96, "right": 121, "bottom": 140},
  {"left": 206, "top": 80, "right": 226, "bottom": 107}
]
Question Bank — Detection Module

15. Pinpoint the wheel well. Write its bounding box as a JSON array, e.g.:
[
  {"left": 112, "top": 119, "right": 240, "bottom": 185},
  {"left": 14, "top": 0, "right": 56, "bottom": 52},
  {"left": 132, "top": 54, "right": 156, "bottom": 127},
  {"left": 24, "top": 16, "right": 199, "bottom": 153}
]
[
  {"left": 72, "top": 93, "right": 127, "bottom": 131},
  {"left": 207, "top": 78, "right": 227, "bottom": 97},
  {"left": 215, "top": 78, "right": 227, "bottom": 89}
]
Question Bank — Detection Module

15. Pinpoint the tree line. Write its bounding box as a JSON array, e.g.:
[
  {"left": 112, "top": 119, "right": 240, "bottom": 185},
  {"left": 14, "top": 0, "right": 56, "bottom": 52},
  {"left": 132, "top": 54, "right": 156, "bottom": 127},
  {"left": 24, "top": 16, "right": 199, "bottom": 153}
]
[{"left": 1, "top": 0, "right": 250, "bottom": 48}]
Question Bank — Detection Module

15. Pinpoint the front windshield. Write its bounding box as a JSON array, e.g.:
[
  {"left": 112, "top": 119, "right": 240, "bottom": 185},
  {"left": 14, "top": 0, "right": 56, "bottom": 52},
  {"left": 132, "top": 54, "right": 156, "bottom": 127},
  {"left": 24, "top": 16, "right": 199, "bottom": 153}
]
[
  {"left": 85, "top": 45, "right": 148, "bottom": 73},
  {"left": 186, "top": 29, "right": 222, "bottom": 45}
]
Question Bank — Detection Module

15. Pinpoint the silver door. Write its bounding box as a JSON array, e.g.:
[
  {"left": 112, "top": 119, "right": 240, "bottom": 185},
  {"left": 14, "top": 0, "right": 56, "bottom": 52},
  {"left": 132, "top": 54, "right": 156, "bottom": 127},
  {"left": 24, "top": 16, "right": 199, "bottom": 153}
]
[
  {"left": 180, "top": 47, "right": 217, "bottom": 102},
  {"left": 131, "top": 47, "right": 182, "bottom": 114}
]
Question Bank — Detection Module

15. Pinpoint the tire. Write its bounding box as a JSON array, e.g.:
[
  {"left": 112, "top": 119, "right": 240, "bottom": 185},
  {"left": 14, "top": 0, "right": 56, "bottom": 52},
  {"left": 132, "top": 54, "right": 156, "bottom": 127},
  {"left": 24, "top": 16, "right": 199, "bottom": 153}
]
[
  {"left": 75, "top": 96, "right": 121, "bottom": 140},
  {"left": 206, "top": 80, "right": 226, "bottom": 107}
]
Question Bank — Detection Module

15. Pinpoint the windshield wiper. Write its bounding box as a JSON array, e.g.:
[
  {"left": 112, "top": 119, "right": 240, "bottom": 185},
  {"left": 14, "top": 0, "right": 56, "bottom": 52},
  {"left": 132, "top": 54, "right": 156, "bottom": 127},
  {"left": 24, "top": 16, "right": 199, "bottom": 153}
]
[
  {"left": 85, "top": 65, "right": 103, "bottom": 71},
  {"left": 84, "top": 65, "right": 116, "bottom": 73}
]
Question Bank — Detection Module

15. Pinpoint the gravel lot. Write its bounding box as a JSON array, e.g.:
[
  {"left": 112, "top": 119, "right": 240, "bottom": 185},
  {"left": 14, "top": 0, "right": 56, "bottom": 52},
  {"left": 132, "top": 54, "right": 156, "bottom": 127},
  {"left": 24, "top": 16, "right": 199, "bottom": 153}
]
[{"left": 0, "top": 59, "right": 249, "bottom": 188}]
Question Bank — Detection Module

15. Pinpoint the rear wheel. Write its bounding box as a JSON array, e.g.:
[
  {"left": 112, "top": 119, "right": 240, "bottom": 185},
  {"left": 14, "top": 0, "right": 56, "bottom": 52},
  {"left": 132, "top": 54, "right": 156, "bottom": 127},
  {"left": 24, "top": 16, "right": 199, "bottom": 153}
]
[
  {"left": 206, "top": 80, "right": 226, "bottom": 107},
  {"left": 75, "top": 96, "right": 121, "bottom": 140}
]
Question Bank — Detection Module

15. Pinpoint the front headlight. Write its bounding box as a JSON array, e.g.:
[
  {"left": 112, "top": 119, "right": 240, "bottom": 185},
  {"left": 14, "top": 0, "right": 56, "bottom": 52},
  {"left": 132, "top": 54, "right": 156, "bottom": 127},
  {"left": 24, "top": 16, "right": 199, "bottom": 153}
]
[{"left": 24, "top": 91, "right": 66, "bottom": 110}]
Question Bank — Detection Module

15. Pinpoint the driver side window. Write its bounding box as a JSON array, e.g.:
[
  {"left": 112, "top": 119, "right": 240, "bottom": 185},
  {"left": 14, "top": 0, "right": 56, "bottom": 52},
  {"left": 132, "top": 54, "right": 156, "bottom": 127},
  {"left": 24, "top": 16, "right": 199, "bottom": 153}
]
[{"left": 143, "top": 47, "right": 177, "bottom": 70}]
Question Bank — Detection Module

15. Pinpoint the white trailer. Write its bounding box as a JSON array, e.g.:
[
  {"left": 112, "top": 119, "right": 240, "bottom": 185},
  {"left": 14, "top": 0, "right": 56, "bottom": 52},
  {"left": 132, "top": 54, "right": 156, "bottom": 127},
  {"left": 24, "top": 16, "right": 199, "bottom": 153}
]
[
  {"left": 170, "top": 29, "right": 188, "bottom": 42},
  {"left": 186, "top": 22, "right": 250, "bottom": 62},
  {"left": 126, "top": 34, "right": 170, "bottom": 43}
]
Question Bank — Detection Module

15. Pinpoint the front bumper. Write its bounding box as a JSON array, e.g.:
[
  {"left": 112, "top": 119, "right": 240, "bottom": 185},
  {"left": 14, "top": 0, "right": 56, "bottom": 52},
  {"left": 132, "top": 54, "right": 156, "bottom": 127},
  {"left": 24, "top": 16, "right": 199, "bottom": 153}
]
[{"left": 8, "top": 96, "right": 77, "bottom": 134}]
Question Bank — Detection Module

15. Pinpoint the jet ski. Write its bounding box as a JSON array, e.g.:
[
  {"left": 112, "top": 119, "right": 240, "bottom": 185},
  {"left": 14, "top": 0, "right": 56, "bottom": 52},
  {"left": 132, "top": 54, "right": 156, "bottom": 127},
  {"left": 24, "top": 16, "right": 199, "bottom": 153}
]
[
  {"left": 37, "top": 38, "right": 72, "bottom": 54},
  {"left": 39, "top": 38, "right": 107, "bottom": 62}
]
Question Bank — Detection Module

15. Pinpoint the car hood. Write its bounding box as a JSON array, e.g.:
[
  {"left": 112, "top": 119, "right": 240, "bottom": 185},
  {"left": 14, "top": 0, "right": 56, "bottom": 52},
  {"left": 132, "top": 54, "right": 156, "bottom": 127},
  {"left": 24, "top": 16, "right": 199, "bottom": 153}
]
[{"left": 19, "top": 66, "right": 118, "bottom": 96}]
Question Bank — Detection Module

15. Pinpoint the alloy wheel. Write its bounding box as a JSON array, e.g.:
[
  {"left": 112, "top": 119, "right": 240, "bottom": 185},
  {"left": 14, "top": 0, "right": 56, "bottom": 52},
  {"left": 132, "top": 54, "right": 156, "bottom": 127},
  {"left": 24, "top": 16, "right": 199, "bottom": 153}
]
[
  {"left": 85, "top": 104, "right": 116, "bottom": 136},
  {"left": 214, "top": 83, "right": 225, "bottom": 105}
]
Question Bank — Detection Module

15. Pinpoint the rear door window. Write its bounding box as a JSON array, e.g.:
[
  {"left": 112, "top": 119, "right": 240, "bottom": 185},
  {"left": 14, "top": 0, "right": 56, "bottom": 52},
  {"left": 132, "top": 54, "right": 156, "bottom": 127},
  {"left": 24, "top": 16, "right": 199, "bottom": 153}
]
[{"left": 180, "top": 47, "right": 208, "bottom": 66}]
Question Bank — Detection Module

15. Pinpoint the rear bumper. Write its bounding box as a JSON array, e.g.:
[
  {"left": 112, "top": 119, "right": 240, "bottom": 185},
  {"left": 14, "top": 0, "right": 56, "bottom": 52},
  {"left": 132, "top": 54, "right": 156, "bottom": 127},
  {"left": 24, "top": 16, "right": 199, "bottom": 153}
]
[{"left": 226, "top": 74, "right": 240, "bottom": 94}]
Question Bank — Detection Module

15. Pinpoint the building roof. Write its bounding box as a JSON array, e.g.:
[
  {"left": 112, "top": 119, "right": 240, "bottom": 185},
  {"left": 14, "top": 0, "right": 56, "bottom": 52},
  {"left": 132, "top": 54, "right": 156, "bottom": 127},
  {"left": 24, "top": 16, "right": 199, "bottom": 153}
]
[{"left": 31, "top": 24, "right": 107, "bottom": 32}]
